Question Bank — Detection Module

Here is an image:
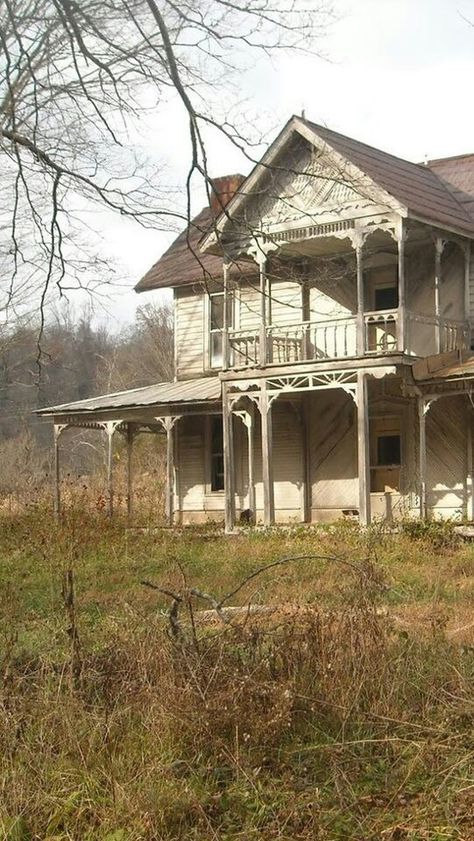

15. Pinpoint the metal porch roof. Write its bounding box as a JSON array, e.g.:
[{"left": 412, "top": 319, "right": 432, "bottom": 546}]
[{"left": 36, "top": 376, "right": 222, "bottom": 416}]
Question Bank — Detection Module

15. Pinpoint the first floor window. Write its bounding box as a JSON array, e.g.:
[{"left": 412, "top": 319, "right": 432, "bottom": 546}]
[
  {"left": 210, "top": 417, "right": 224, "bottom": 491},
  {"left": 370, "top": 417, "right": 401, "bottom": 493}
]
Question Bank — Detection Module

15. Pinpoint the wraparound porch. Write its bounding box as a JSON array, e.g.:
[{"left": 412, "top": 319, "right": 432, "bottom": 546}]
[{"left": 37, "top": 359, "right": 474, "bottom": 529}]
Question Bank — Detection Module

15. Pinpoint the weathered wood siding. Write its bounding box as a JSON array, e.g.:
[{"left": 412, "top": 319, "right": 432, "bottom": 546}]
[
  {"left": 238, "top": 280, "right": 303, "bottom": 331},
  {"left": 309, "top": 390, "right": 358, "bottom": 520},
  {"left": 426, "top": 395, "right": 467, "bottom": 517},
  {"left": 175, "top": 287, "right": 205, "bottom": 379},
  {"left": 176, "top": 404, "right": 303, "bottom": 524}
]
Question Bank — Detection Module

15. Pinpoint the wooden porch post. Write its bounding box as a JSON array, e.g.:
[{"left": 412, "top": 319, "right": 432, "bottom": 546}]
[
  {"left": 246, "top": 405, "right": 256, "bottom": 519},
  {"left": 126, "top": 424, "right": 135, "bottom": 521},
  {"left": 223, "top": 385, "right": 236, "bottom": 532},
  {"left": 418, "top": 397, "right": 427, "bottom": 519},
  {"left": 467, "top": 399, "right": 474, "bottom": 521},
  {"left": 53, "top": 423, "right": 67, "bottom": 518},
  {"left": 355, "top": 238, "right": 365, "bottom": 356},
  {"left": 434, "top": 237, "right": 444, "bottom": 353},
  {"left": 397, "top": 220, "right": 406, "bottom": 352},
  {"left": 302, "top": 398, "right": 312, "bottom": 523},
  {"left": 301, "top": 281, "right": 311, "bottom": 360},
  {"left": 222, "top": 259, "right": 230, "bottom": 371},
  {"left": 260, "top": 381, "right": 275, "bottom": 526},
  {"left": 105, "top": 421, "right": 121, "bottom": 517},
  {"left": 464, "top": 241, "right": 471, "bottom": 346},
  {"left": 156, "top": 416, "right": 180, "bottom": 526},
  {"left": 356, "top": 371, "right": 371, "bottom": 526},
  {"left": 258, "top": 252, "right": 268, "bottom": 365}
]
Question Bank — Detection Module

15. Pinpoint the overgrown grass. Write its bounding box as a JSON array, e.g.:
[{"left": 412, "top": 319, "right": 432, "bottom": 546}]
[{"left": 1, "top": 509, "right": 474, "bottom": 840}]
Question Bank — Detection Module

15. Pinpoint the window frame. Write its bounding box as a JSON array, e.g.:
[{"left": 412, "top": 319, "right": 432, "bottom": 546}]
[
  {"left": 206, "top": 289, "right": 234, "bottom": 370},
  {"left": 205, "top": 415, "right": 225, "bottom": 494},
  {"left": 369, "top": 414, "right": 403, "bottom": 493}
]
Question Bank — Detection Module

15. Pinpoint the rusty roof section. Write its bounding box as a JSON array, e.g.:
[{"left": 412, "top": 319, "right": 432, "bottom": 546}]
[
  {"left": 303, "top": 120, "right": 474, "bottom": 237},
  {"left": 36, "top": 376, "right": 222, "bottom": 416},
  {"left": 412, "top": 350, "right": 474, "bottom": 382},
  {"left": 135, "top": 205, "right": 255, "bottom": 293}
]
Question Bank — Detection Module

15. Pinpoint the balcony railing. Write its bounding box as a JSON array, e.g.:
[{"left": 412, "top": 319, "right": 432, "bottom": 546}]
[{"left": 226, "top": 311, "right": 470, "bottom": 368}]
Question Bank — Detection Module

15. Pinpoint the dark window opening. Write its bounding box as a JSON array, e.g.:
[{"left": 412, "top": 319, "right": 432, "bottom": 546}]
[
  {"left": 377, "top": 434, "right": 401, "bottom": 467},
  {"left": 210, "top": 417, "right": 224, "bottom": 491},
  {"left": 374, "top": 285, "right": 398, "bottom": 311}
]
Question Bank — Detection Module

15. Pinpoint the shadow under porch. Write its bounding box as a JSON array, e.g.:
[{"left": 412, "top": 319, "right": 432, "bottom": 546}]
[{"left": 222, "top": 368, "right": 423, "bottom": 530}]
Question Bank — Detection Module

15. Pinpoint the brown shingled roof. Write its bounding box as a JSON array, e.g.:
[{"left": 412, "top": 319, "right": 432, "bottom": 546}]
[
  {"left": 137, "top": 118, "right": 474, "bottom": 294},
  {"left": 135, "top": 206, "right": 221, "bottom": 293},
  {"left": 135, "top": 205, "right": 255, "bottom": 293},
  {"left": 303, "top": 120, "right": 474, "bottom": 236}
]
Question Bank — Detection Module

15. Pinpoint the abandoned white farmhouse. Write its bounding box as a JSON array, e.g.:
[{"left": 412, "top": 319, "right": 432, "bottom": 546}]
[{"left": 38, "top": 116, "right": 474, "bottom": 527}]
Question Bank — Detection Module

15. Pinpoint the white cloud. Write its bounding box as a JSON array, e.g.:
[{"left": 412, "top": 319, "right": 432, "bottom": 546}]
[{"left": 96, "top": 0, "right": 474, "bottom": 327}]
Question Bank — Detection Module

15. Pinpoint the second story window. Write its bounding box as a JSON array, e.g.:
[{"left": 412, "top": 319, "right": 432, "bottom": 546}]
[{"left": 209, "top": 291, "right": 233, "bottom": 368}]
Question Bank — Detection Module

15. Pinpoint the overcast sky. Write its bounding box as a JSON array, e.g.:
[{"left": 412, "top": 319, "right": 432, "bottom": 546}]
[{"left": 88, "top": 0, "right": 474, "bottom": 329}]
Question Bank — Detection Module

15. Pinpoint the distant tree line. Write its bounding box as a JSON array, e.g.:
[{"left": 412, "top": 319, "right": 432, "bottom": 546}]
[{"left": 0, "top": 302, "right": 173, "bottom": 495}]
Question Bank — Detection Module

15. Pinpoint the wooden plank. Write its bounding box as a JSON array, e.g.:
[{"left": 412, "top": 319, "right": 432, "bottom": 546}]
[
  {"left": 356, "top": 243, "right": 365, "bottom": 356},
  {"left": 302, "top": 398, "right": 311, "bottom": 522},
  {"left": 434, "top": 237, "right": 443, "bottom": 353},
  {"left": 258, "top": 254, "right": 268, "bottom": 364},
  {"left": 156, "top": 416, "right": 180, "bottom": 525},
  {"left": 356, "top": 371, "right": 371, "bottom": 525},
  {"left": 106, "top": 422, "right": 114, "bottom": 518},
  {"left": 223, "top": 385, "right": 236, "bottom": 531},
  {"left": 397, "top": 221, "right": 406, "bottom": 352},
  {"left": 418, "top": 397, "right": 427, "bottom": 518},
  {"left": 222, "top": 260, "right": 230, "bottom": 370},
  {"left": 247, "top": 405, "right": 256, "bottom": 519},
  {"left": 53, "top": 424, "right": 63, "bottom": 517},
  {"left": 260, "top": 382, "right": 275, "bottom": 525},
  {"left": 166, "top": 420, "right": 175, "bottom": 525},
  {"left": 464, "top": 241, "right": 471, "bottom": 338},
  {"left": 467, "top": 401, "right": 473, "bottom": 521},
  {"left": 126, "top": 424, "right": 134, "bottom": 521}
]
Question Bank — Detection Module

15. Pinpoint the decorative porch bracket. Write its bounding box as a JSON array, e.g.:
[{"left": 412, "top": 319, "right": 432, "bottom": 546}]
[
  {"left": 155, "top": 416, "right": 181, "bottom": 526},
  {"left": 232, "top": 407, "right": 256, "bottom": 522},
  {"left": 101, "top": 420, "right": 123, "bottom": 517},
  {"left": 246, "top": 237, "right": 279, "bottom": 367}
]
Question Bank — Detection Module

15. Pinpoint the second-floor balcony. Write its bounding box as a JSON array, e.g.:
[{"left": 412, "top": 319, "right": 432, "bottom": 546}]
[{"left": 225, "top": 310, "right": 470, "bottom": 369}]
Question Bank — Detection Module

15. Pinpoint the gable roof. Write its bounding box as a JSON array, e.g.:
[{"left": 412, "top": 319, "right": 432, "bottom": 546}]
[
  {"left": 302, "top": 120, "right": 474, "bottom": 237},
  {"left": 202, "top": 116, "right": 474, "bottom": 249},
  {"left": 137, "top": 116, "right": 474, "bottom": 294}
]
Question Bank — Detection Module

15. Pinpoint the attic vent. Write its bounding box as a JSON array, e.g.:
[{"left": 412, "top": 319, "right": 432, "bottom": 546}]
[{"left": 264, "top": 219, "right": 355, "bottom": 244}]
